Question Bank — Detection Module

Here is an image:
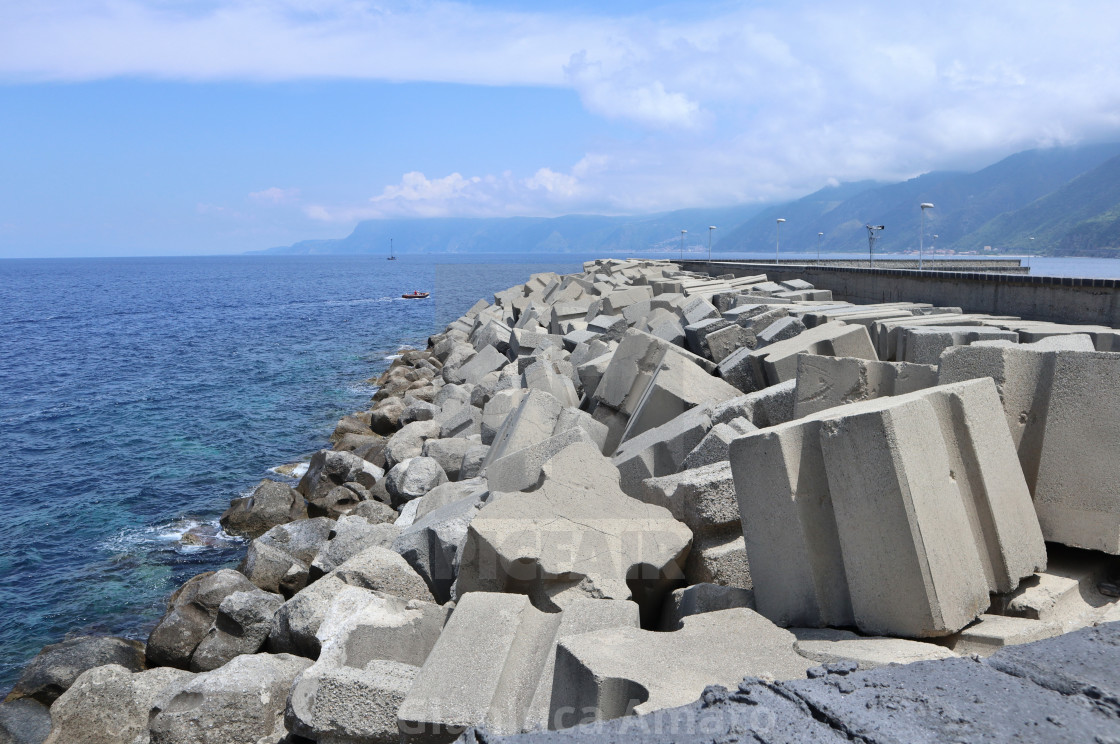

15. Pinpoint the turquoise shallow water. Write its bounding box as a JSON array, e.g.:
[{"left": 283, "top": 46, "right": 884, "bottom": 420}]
[{"left": 0, "top": 253, "right": 596, "bottom": 690}]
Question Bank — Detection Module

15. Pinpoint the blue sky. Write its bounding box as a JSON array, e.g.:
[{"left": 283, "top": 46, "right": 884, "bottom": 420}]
[{"left": 3, "top": 0, "right": 1120, "bottom": 256}]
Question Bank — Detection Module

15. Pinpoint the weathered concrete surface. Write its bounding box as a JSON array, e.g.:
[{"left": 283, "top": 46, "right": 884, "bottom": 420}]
[
  {"left": 612, "top": 406, "right": 712, "bottom": 497},
  {"left": 658, "top": 583, "right": 755, "bottom": 631},
  {"left": 42, "top": 665, "right": 193, "bottom": 744},
  {"left": 148, "top": 653, "right": 311, "bottom": 744},
  {"left": 940, "top": 345, "right": 1120, "bottom": 553},
  {"left": 460, "top": 621, "right": 1120, "bottom": 744},
  {"left": 731, "top": 379, "right": 1045, "bottom": 637},
  {"left": 456, "top": 443, "right": 692, "bottom": 617},
  {"left": 748, "top": 321, "right": 877, "bottom": 388},
  {"left": 553, "top": 608, "right": 813, "bottom": 722},
  {"left": 793, "top": 353, "right": 937, "bottom": 418},
  {"left": 397, "top": 593, "right": 639, "bottom": 742}
]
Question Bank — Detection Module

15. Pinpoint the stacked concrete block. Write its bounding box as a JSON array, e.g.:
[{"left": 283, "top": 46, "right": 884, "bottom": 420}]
[
  {"left": 731, "top": 378, "right": 1046, "bottom": 638},
  {"left": 456, "top": 442, "right": 692, "bottom": 615},
  {"left": 747, "top": 321, "right": 878, "bottom": 388},
  {"left": 791, "top": 629, "right": 957, "bottom": 670},
  {"left": 679, "top": 418, "right": 757, "bottom": 470},
  {"left": 756, "top": 315, "right": 807, "bottom": 347},
  {"left": 793, "top": 353, "right": 938, "bottom": 418},
  {"left": 612, "top": 406, "right": 713, "bottom": 497},
  {"left": 397, "top": 593, "right": 639, "bottom": 740},
  {"left": 711, "top": 379, "right": 797, "bottom": 428},
  {"left": 285, "top": 591, "right": 449, "bottom": 743},
  {"left": 940, "top": 344, "right": 1120, "bottom": 553},
  {"left": 618, "top": 346, "right": 741, "bottom": 441},
  {"left": 898, "top": 325, "right": 1019, "bottom": 364}
]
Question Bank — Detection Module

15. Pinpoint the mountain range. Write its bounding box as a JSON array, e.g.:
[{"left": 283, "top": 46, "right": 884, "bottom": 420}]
[{"left": 260, "top": 142, "right": 1120, "bottom": 257}]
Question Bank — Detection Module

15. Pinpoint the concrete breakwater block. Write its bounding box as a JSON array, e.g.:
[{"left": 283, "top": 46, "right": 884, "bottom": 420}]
[
  {"left": 285, "top": 590, "right": 449, "bottom": 743},
  {"left": 746, "top": 320, "right": 878, "bottom": 389},
  {"left": 397, "top": 593, "right": 640, "bottom": 741},
  {"left": 612, "top": 405, "right": 712, "bottom": 497},
  {"left": 793, "top": 353, "right": 937, "bottom": 418},
  {"left": 459, "top": 621, "right": 1120, "bottom": 744},
  {"left": 553, "top": 608, "right": 813, "bottom": 723},
  {"left": 941, "top": 344, "right": 1120, "bottom": 553},
  {"left": 455, "top": 443, "right": 692, "bottom": 616},
  {"left": 731, "top": 378, "right": 1046, "bottom": 638}
]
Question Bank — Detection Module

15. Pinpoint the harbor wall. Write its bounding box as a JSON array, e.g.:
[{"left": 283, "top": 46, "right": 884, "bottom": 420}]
[{"left": 680, "top": 259, "right": 1120, "bottom": 327}]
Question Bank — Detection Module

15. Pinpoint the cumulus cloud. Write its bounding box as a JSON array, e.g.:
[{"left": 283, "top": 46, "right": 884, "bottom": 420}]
[{"left": 6, "top": 0, "right": 1120, "bottom": 217}]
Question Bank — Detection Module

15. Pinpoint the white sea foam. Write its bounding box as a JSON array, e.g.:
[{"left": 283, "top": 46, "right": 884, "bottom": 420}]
[
  {"left": 102, "top": 517, "right": 243, "bottom": 556},
  {"left": 270, "top": 461, "right": 309, "bottom": 479}
]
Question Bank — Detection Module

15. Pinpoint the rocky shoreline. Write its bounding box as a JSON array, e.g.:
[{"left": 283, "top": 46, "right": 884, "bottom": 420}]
[{"left": 3, "top": 258, "right": 1119, "bottom": 743}]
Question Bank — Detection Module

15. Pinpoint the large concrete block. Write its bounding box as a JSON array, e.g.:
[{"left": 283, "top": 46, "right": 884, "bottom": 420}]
[
  {"left": 793, "top": 353, "right": 938, "bottom": 418},
  {"left": 592, "top": 330, "right": 715, "bottom": 417},
  {"left": 553, "top": 609, "right": 813, "bottom": 723},
  {"left": 484, "top": 388, "right": 565, "bottom": 467},
  {"left": 679, "top": 418, "right": 756, "bottom": 470},
  {"left": 486, "top": 426, "right": 596, "bottom": 493},
  {"left": 749, "top": 321, "right": 878, "bottom": 387},
  {"left": 731, "top": 379, "right": 1045, "bottom": 637},
  {"left": 900, "top": 325, "right": 1019, "bottom": 364},
  {"left": 658, "top": 583, "right": 755, "bottom": 631},
  {"left": 619, "top": 349, "right": 740, "bottom": 441},
  {"left": 940, "top": 345, "right": 1120, "bottom": 553},
  {"left": 456, "top": 443, "right": 692, "bottom": 617},
  {"left": 612, "top": 406, "right": 712, "bottom": 497},
  {"left": 285, "top": 592, "right": 448, "bottom": 744},
  {"left": 521, "top": 360, "right": 580, "bottom": 407},
  {"left": 397, "top": 593, "right": 639, "bottom": 741},
  {"left": 684, "top": 533, "right": 751, "bottom": 588},
  {"left": 638, "top": 461, "right": 740, "bottom": 536}
]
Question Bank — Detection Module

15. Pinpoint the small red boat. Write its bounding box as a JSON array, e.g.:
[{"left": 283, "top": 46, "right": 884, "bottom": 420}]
[{"left": 402, "top": 291, "right": 430, "bottom": 299}]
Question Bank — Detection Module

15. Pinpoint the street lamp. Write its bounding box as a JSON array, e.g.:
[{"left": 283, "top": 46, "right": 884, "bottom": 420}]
[
  {"left": 680, "top": 229, "right": 687, "bottom": 260},
  {"left": 817, "top": 232, "right": 823, "bottom": 264},
  {"left": 919, "top": 203, "right": 935, "bottom": 270},
  {"left": 866, "top": 224, "right": 885, "bottom": 267},
  {"left": 775, "top": 218, "right": 786, "bottom": 263},
  {"left": 708, "top": 226, "right": 716, "bottom": 263}
]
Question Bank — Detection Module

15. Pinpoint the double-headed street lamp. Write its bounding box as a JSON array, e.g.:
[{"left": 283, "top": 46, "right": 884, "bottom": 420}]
[
  {"left": 817, "top": 232, "right": 823, "bottom": 263},
  {"left": 708, "top": 226, "right": 716, "bottom": 263},
  {"left": 680, "top": 229, "right": 687, "bottom": 260},
  {"left": 775, "top": 218, "right": 786, "bottom": 263},
  {"left": 867, "top": 224, "right": 885, "bottom": 267},
  {"left": 919, "top": 203, "right": 935, "bottom": 270}
]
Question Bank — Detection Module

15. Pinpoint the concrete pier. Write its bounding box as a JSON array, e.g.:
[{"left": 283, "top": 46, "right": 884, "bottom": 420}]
[{"left": 679, "top": 259, "right": 1120, "bottom": 327}]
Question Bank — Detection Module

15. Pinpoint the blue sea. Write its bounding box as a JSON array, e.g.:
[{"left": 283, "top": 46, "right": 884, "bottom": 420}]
[
  {"left": 0, "top": 253, "right": 602, "bottom": 690},
  {"left": 2, "top": 250, "right": 1118, "bottom": 691}
]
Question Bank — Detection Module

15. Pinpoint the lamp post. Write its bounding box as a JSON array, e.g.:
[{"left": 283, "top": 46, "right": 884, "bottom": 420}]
[
  {"left": 817, "top": 232, "right": 823, "bottom": 264},
  {"left": 919, "top": 203, "right": 935, "bottom": 270},
  {"left": 708, "top": 226, "right": 716, "bottom": 263},
  {"left": 866, "top": 224, "right": 885, "bottom": 267},
  {"left": 775, "top": 218, "right": 786, "bottom": 263},
  {"left": 680, "top": 229, "right": 687, "bottom": 260}
]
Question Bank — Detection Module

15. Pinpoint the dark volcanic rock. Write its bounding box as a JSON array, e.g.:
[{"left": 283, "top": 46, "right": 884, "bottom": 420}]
[
  {"left": 219, "top": 478, "right": 307, "bottom": 539},
  {"left": 5, "top": 636, "right": 145, "bottom": 706},
  {"left": 146, "top": 569, "right": 260, "bottom": 669}
]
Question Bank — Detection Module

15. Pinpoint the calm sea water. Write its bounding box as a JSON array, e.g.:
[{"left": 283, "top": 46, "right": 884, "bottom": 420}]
[
  {"left": 0, "top": 253, "right": 598, "bottom": 690},
  {"left": 3, "top": 250, "right": 1118, "bottom": 690}
]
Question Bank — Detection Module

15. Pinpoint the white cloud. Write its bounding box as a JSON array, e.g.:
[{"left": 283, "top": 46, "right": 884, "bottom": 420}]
[
  {"left": 6, "top": 0, "right": 1120, "bottom": 219},
  {"left": 249, "top": 187, "right": 300, "bottom": 205}
]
